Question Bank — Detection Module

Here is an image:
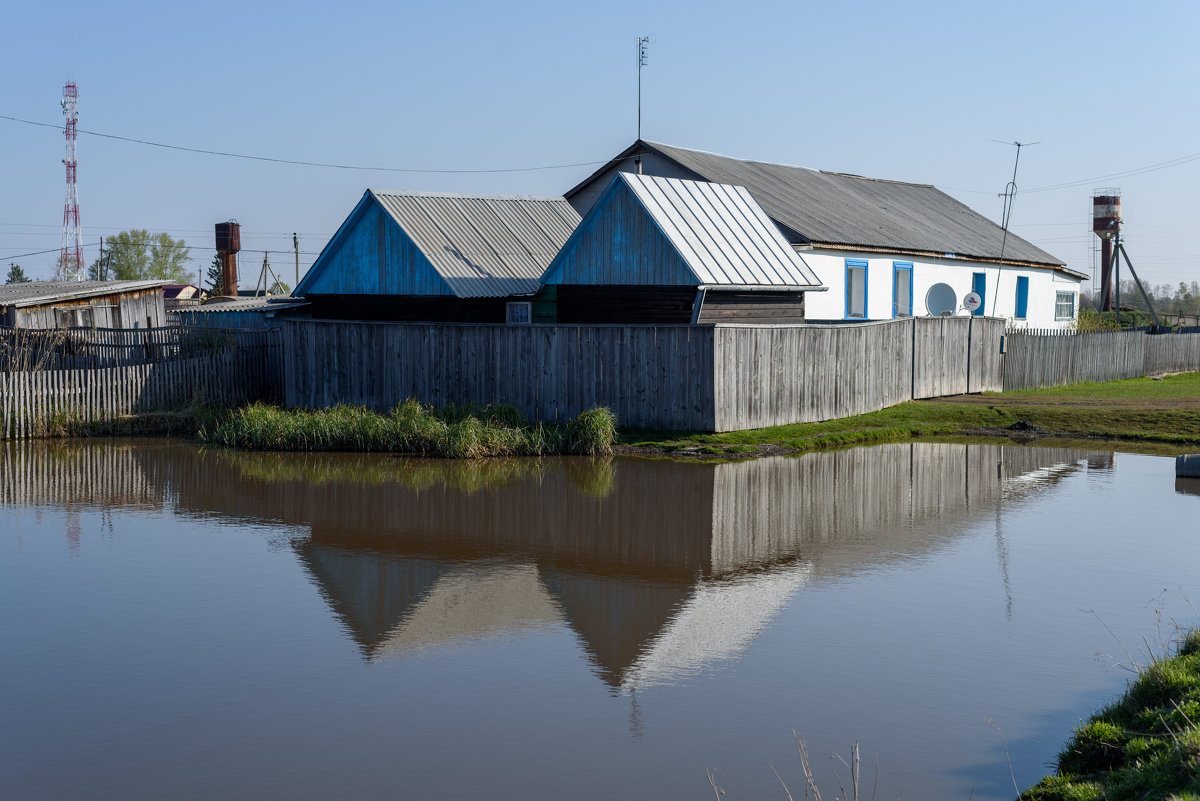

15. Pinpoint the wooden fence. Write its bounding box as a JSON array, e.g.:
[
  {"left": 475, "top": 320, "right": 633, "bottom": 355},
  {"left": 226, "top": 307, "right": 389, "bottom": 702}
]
[
  {"left": 282, "top": 317, "right": 1005, "bottom": 432},
  {"left": 0, "top": 328, "right": 282, "bottom": 439},
  {"left": 1003, "top": 329, "right": 1200, "bottom": 390}
]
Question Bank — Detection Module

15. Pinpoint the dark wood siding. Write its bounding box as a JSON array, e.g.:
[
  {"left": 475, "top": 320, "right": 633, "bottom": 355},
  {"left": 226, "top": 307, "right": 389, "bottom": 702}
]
[
  {"left": 696, "top": 291, "right": 806, "bottom": 324},
  {"left": 555, "top": 285, "right": 696, "bottom": 324},
  {"left": 308, "top": 294, "right": 509, "bottom": 323}
]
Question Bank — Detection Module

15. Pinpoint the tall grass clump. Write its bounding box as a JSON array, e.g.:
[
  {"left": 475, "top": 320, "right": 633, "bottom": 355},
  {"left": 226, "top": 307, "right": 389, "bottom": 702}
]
[
  {"left": 203, "top": 400, "right": 616, "bottom": 458},
  {"left": 1019, "top": 626, "right": 1200, "bottom": 800}
]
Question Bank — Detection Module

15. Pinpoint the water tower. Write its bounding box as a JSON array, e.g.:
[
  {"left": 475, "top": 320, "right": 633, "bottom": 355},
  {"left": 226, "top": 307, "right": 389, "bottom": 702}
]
[
  {"left": 1092, "top": 189, "right": 1121, "bottom": 311},
  {"left": 215, "top": 221, "right": 241, "bottom": 297}
]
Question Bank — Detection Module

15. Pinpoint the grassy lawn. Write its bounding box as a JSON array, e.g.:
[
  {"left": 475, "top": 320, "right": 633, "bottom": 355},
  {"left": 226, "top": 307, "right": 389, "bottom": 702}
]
[{"left": 620, "top": 372, "right": 1200, "bottom": 455}]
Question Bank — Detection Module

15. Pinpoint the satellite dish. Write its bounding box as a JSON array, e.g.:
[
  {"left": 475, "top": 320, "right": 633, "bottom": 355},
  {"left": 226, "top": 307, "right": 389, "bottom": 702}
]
[
  {"left": 962, "top": 292, "right": 982, "bottom": 313},
  {"left": 926, "top": 283, "right": 957, "bottom": 316}
]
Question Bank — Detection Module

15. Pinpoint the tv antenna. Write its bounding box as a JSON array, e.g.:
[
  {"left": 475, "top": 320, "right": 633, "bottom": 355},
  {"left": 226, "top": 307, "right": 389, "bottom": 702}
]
[
  {"left": 990, "top": 139, "right": 1039, "bottom": 315},
  {"left": 636, "top": 35, "right": 651, "bottom": 174}
]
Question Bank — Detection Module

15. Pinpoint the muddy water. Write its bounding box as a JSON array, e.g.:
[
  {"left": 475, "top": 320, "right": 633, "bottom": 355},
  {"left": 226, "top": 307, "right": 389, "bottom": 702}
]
[{"left": 2, "top": 440, "right": 1197, "bottom": 800}]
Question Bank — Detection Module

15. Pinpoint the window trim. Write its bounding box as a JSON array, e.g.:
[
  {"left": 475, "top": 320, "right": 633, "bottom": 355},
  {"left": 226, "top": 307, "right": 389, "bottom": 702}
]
[
  {"left": 892, "top": 261, "right": 913, "bottom": 318},
  {"left": 844, "top": 259, "right": 869, "bottom": 319},
  {"left": 506, "top": 301, "right": 532, "bottom": 325},
  {"left": 1054, "top": 290, "right": 1075, "bottom": 321}
]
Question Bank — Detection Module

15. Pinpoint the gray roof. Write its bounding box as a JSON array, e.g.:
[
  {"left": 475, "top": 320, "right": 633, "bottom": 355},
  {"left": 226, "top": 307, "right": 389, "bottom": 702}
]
[
  {"left": 568, "top": 141, "right": 1068, "bottom": 270},
  {"left": 0, "top": 280, "right": 170, "bottom": 308},
  {"left": 174, "top": 297, "right": 307, "bottom": 314},
  {"left": 621, "top": 174, "right": 824, "bottom": 289},
  {"left": 371, "top": 189, "right": 581, "bottom": 298}
]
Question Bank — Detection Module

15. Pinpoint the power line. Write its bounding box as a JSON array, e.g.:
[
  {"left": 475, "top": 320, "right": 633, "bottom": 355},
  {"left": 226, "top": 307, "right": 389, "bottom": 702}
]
[{"left": 0, "top": 113, "right": 616, "bottom": 175}]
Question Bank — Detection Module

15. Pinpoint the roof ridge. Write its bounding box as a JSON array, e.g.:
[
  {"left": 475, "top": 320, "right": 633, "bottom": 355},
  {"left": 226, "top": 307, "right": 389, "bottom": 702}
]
[
  {"left": 818, "top": 170, "right": 935, "bottom": 189},
  {"left": 369, "top": 188, "right": 570, "bottom": 202}
]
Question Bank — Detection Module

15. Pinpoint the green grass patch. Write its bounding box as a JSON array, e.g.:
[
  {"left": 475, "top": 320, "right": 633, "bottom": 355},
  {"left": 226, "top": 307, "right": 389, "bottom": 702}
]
[
  {"left": 1020, "top": 628, "right": 1200, "bottom": 801},
  {"left": 621, "top": 371, "right": 1200, "bottom": 456},
  {"left": 986, "top": 371, "right": 1200, "bottom": 401},
  {"left": 202, "top": 400, "right": 616, "bottom": 457}
]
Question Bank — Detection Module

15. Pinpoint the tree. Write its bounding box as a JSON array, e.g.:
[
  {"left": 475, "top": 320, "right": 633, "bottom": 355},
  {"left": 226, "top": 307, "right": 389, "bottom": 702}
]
[
  {"left": 5, "top": 263, "right": 31, "bottom": 284},
  {"left": 90, "top": 230, "right": 193, "bottom": 283},
  {"left": 205, "top": 254, "right": 225, "bottom": 296}
]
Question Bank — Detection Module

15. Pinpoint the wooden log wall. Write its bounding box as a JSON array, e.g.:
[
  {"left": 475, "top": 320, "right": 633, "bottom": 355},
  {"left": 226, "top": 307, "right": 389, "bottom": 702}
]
[
  {"left": 283, "top": 320, "right": 716, "bottom": 430},
  {"left": 1002, "top": 330, "right": 1147, "bottom": 390},
  {"left": 0, "top": 329, "right": 282, "bottom": 439}
]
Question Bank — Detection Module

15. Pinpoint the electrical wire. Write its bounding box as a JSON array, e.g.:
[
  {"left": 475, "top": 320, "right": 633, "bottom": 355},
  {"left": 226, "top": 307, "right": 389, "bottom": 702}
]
[{"left": 0, "top": 113, "right": 617, "bottom": 174}]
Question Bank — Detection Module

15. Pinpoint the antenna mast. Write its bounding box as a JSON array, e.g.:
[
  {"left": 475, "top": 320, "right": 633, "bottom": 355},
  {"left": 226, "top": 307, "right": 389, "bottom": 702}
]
[
  {"left": 636, "top": 36, "right": 650, "bottom": 174},
  {"left": 58, "top": 81, "right": 84, "bottom": 281}
]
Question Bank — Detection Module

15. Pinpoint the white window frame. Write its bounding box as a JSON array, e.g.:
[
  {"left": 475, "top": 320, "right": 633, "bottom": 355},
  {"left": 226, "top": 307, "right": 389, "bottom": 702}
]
[
  {"left": 506, "top": 301, "right": 532, "bottom": 325},
  {"left": 1054, "top": 291, "right": 1075, "bottom": 321}
]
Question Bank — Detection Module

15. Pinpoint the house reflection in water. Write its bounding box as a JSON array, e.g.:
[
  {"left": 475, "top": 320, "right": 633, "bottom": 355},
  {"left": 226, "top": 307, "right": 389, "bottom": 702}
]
[{"left": 1, "top": 440, "right": 1108, "bottom": 691}]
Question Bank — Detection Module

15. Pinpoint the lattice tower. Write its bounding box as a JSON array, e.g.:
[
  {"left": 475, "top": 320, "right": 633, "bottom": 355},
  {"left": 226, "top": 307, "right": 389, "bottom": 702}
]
[{"left": 57, "top": 81, "right": 84, "bottom": 281}]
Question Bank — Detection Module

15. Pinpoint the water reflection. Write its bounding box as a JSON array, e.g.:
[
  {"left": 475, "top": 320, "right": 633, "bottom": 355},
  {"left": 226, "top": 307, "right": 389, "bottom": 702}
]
[{"left": 1, "top": 440, "right": 1109, "bottom": 691}]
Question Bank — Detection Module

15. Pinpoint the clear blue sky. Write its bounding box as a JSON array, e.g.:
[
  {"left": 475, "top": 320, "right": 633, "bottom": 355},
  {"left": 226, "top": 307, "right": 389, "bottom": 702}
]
[{"left": 3, "top": 0, "right": 1198, "bottom": 290}]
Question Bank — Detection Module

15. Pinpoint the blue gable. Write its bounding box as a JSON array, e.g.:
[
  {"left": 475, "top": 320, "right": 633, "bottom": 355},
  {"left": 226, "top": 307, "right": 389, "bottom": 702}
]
[
  {"left": 542, "top": 175, "right": 700, "bottom": 287},
  {"left": 296, "top": 192, "right": 455, "bottom": 297}
]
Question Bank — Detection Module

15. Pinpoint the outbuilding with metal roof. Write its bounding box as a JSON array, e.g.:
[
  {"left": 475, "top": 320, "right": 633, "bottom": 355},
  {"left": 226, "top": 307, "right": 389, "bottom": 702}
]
[
  {"left": 543, "top": 173, "right": 826, "bottom": 323},
  {"left": 295, "top": 189, "right": 580, "bottom": 322}
]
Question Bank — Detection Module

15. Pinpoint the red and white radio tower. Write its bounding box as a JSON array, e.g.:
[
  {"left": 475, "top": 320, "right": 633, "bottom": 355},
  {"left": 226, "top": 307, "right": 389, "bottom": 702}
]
[{"left": 57, "top": 81, "right": 84, "bottom": 281}]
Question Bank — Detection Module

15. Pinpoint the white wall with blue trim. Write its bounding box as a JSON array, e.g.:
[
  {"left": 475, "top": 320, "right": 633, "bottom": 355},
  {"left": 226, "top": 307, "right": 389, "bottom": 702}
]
[{"left": 799, "top": 249, "right": 1083, "bottom": 329}]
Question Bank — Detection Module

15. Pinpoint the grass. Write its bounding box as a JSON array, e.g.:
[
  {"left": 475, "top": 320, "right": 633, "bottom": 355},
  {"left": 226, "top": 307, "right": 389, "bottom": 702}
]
[
  {"left": 201, "top": 399, "right": 616, "bottom": 457},
  {"left": 621, "top": 372, "right": 1200, "bottom": 456},
  {"left": 1019, "top": 628, "right": 1200, "bottom": 801}
]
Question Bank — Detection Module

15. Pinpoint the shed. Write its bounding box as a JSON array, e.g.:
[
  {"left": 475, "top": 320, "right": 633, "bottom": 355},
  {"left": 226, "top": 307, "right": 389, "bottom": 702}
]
[
  {"left": 542, "top": 173, "right": 825, "bottom": 324},
  {"left": 567, "top": 141, "right": 1086, "bottom": 327},
  {"left": 295, "top": 189, "right": 580, "bottom": 322},
  {"left": 173, "top": 297, "right": 309, "bottom": 329},
  {"left": 0, "top": 280, "right": 169, "bottom": 329}
]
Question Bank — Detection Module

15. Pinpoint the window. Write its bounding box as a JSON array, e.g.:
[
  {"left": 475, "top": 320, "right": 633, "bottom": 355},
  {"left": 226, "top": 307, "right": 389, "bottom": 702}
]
[
  {"left": 845, "top": 259, "right": 868, "bottom": 318},
  {"left": 1054, "top": 291, "right": 1075, "bottom": 321},
  {"left": 971, "top": 272, "right": 987, "bottom": 316},
  {"left": 1014, "top": 276, "right": 1029, "bottom": 320},
  {"left": 892, "top": 262, "right": 913, "bottom": 317},
  {"left": 506, "top": 302, "right": 532, "bottom": 325}
]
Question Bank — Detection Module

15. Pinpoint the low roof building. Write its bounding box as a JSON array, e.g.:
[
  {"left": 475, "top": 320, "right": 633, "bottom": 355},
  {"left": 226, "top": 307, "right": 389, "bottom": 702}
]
[
  {"left": 543, "top": 173, "right": 825, "bottom": 324},
  {"left": 0, "top": 280, "right": 168, "bottom": 329},
  {"left": 295, "top": 189, "right": 580, "bottom": 322}
]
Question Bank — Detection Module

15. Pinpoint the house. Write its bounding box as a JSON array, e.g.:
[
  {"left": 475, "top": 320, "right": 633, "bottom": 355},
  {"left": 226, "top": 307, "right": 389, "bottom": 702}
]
[
  {"left": 294, "top": 189, "right": 580, "bottom": 322},
  {"left": 0, "top": 280, "right": 168, "bottom": 329},
  {"left": 539, "top": 173, "right": 825, "bottom": 323},
  {"left": 566, "top": 141, "right": 1087, "bottom": 328},
  {"left": 163, "top": 284, "right": 205, "bottom": 313}
]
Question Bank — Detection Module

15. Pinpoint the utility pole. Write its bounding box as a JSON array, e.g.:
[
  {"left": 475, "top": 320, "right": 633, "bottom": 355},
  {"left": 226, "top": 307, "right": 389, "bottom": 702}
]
[
  {"left": 293, "top": 233, "right": 299, "bottom": 290},
  {"left": 98, "top": 236, "right": 104, "bottom": 281}
]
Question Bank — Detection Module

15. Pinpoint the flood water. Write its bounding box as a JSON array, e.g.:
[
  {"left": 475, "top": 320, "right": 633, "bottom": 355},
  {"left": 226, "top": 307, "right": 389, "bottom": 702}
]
[{"left": 2, "top": 440, "right": 1198, "bottom": 800}]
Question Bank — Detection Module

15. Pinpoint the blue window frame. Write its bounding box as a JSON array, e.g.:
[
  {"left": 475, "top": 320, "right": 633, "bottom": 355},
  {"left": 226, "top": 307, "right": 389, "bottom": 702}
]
[
  {"left": 845, "top": 259, "right": 868, "bottom": 319},
  {"left": 971, "top": 272, "right": 987, "bottom": 316},
  {"left": 892, "top": 262, "right": 913, "bottom": 317},
  {"left": 1014, "top": 276, "right": 1029, "bottom": 320}
]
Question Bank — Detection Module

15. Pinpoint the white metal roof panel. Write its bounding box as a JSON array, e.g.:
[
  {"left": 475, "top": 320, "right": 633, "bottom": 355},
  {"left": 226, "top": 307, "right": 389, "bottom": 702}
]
[
  {"left": 620, "top": 174, "right": 824, "bottom": 289},
  {"left": 371, "top": 190, "right": 581, "bottom": 298}
]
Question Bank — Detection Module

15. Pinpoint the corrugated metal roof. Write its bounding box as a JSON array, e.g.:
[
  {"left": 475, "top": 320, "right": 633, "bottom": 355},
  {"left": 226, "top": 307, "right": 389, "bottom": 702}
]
[
  {"left": 371, "top": 190, "right": 581, "bottom": 298},
  {"left": 0, "top": 280, "right": 170, "bottom": 308},
  {"left": 621, "top": 174, "right": 825, "bottom": 289},
  {"left": 174, "top": 297, "right": 307, "bottom": 314},
  {"left": 568, "top": 141, "right": 1067, "bottom": 270}
]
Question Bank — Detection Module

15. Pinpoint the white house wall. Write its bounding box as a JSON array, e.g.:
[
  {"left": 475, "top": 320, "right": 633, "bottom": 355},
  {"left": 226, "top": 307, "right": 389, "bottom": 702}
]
[{"left": 799, "top": 249, "right": 1083, "bottom": 329}]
